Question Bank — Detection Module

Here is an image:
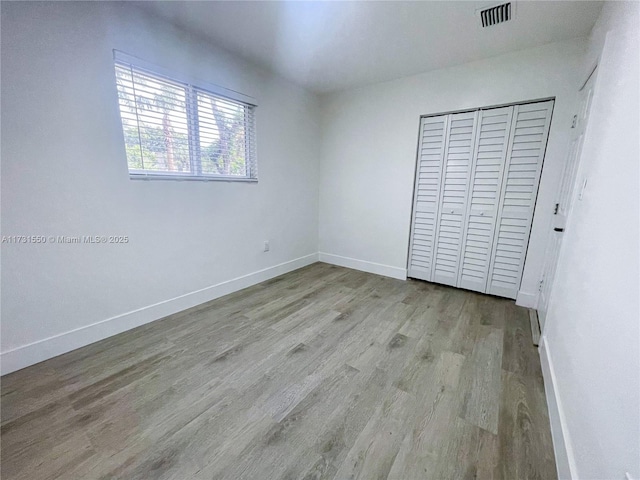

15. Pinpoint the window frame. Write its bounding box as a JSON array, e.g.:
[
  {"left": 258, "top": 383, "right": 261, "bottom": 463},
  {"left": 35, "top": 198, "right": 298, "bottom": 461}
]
[{"left": 113, "top": 50, "right": 258, "bottom": 182}]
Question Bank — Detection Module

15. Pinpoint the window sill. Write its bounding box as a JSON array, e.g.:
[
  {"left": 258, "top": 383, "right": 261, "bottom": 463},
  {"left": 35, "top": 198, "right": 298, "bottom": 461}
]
[{"left": 129, "top": 174, "right": 258, "bottom": 183}]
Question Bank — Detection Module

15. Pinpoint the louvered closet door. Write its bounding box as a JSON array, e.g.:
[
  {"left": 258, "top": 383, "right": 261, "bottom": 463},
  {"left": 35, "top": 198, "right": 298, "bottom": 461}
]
[
  {"left": 431, "top": 111, "right": 478, "bottom": 287},
  {"left": 407, "top": 115, "right": 448, "bottom": 281},
  {"left": 457, "top": 106, "right": 514, "bottom": 293},
  {"left": 486, "top": 100, "right": 554, "bottom": 299}
]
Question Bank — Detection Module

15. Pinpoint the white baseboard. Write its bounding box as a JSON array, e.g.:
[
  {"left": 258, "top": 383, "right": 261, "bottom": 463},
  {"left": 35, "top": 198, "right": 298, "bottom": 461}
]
[
  {"left": 516, "top": 289, "right": 539, "bottom": 308},
  {"left": 318, "top": 252, "right": 407, "bottom": 280},
  {"left": 539, "top": 336, "right": 578, "bottom": 480},
  {"left": 1, "top": 253, "right": 319, "bottom": 376}
]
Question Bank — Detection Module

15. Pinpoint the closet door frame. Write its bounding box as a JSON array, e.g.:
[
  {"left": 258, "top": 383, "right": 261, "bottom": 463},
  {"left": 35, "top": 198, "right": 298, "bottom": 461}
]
[{"left": 407, "top": 97, "right": 555, "bottom": 299}]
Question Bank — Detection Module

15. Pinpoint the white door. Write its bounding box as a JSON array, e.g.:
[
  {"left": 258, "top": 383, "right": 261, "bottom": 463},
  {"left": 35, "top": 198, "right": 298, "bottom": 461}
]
[
  {"left": 538, "top": 69, "right": 597, "bottom": 328},
  {"left": 457, "top": 106, "right": 514, "bottom": 293},
  {"left": 408, "top": 100, "right": 554, "bottom": 300},
  {"left": 486, "top": 100, "right": 554, "bottom": 299},
  {"left": 431, "top": 111, "right": 479, "bottom": 287},
  {"left": 407, "top": 115, "right": 448, "bottom": 281}
]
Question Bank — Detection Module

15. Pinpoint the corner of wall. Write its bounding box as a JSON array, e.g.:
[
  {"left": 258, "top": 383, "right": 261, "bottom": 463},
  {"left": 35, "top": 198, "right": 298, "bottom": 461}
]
[{"left": 318, "top": 252, "right": 407, "bottom": 280}]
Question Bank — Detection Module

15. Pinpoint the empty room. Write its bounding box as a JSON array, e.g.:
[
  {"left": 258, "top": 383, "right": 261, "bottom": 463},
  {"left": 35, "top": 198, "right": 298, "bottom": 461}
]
[{"left": 1, "top": 1, "right": 638, "bottom": 479}]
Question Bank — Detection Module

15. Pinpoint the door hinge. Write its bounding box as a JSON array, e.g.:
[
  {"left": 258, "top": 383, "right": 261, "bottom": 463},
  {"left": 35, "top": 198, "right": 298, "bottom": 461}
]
[
  {"left": 553, "top": 203, "right": 559, "bottom": 214},
  {"left": 571, "top": 114, "right": 577, "bottom": 128},
  {"left": 538, "top": 279, "right": 544, "bottom": 292}
]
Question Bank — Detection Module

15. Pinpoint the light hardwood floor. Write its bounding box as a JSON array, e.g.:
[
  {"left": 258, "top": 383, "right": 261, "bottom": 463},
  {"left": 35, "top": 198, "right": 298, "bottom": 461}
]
[{"left": 1, "top": 263, "right": 556, "bottom": 479}]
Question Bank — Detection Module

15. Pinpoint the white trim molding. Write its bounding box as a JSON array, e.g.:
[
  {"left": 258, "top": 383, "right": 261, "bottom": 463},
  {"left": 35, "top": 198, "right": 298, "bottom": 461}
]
[
  {"left": 318, "top": 252, "right": 407, "bottom": 280},
  {"left": 539, "top": 335, "right": 578, "bottom": 480},
  {"left": 516, "top": 289, "right": 539, "bottom": 308},
  {"left": 1, "top": 253, "right": 319, "bottom": 375}
]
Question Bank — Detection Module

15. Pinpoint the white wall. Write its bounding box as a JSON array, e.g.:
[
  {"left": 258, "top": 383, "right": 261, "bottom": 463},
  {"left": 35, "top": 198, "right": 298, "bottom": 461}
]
[
  {"left": 1, "top": 2, "right": 320, "bottom": 374},
  {"left": 540, "top": 2, "right": 640, "bottom": 478},
  {"left": 318, "top": 39, "right": 587, "bottom": 303}
]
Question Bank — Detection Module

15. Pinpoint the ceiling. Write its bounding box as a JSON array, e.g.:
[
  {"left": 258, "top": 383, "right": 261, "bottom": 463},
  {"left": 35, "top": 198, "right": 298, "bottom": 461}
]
[{"left": 139, "top": 1, "right": 603, "bottom": 93}]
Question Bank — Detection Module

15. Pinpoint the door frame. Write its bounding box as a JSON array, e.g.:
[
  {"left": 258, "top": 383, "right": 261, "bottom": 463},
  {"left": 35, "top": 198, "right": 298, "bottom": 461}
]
[
  {"left": 415, "top": 97, "right": 556, "bottom": 120},
  {"left": 537, "top": 61, "right": 600, "bottom": 331}
]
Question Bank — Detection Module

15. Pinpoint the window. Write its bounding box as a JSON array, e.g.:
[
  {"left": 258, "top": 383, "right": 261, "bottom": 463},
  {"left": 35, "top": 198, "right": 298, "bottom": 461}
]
[{"left": 113, "top": 52, "right": 257, "bottom": 181}]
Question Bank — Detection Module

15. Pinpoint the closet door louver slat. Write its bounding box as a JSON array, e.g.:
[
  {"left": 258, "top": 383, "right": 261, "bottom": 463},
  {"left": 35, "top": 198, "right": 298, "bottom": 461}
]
[
  {"left": 407, "top": 115, "right": 448, "bottom": 281},
  {"left": 486, "top": 101, "right": 554, "bottom": 299},
  {"left": 457, "top": 106, "right": 514, "bottom": 293},
  {"left": 431, "top": 111, "right": 478, "bottom": 287}
]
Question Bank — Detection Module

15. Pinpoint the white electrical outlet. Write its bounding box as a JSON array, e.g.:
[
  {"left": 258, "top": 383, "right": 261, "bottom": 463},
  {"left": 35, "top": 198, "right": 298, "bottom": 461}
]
[{"left": 263, "top": 241, "right": 270, "bottom": 252}]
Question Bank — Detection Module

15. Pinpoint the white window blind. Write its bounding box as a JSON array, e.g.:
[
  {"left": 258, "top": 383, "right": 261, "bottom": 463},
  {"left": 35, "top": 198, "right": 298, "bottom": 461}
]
[{"left": 114, "top": 52, "right": 257, "bottom": 181}]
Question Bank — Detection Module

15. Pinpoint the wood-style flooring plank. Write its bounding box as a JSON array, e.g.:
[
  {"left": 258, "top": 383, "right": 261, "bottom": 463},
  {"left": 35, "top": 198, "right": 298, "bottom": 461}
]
[
  {"left": 459, "top": 326, "right": 504, "bottom": 435},
  {"left": 496, "top": 370, "right": 557, "bottom": 480}
]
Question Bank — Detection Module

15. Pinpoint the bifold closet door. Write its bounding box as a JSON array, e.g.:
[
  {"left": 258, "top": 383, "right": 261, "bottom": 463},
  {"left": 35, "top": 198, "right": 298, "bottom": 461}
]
[
  {"left": 407, "top": 115, "right": 448, "bottom": 281},
  {"left": 486, "top": 100, "right": 554, "bottom": 299},
  {"left": 457, "top": 106, "right": 514, "bottom": 293},
  {"left": 430, "top": 111, "right": 478, "bottom": 287},
  {"left": 408, "top": 100, "right": 553, "bottom": 299}
]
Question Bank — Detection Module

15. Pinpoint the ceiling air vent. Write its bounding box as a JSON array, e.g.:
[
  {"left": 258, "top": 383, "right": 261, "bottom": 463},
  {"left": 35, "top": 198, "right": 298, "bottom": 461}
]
[{"left": 480, "top": 2, "right": 512, "bottom": 27}]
